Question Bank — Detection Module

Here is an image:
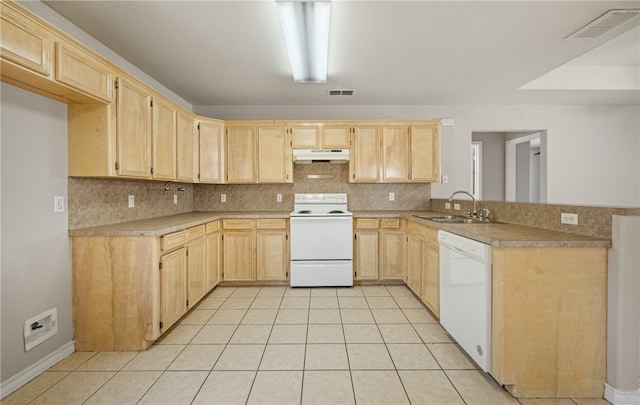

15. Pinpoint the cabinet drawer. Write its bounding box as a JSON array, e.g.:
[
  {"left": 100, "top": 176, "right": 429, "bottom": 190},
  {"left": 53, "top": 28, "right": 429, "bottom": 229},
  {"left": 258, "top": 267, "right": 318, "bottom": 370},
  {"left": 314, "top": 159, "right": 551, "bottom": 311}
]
[
  {"left": 356, "top": 218, "right": 379, "bottom": 229},
  {"left": 186, "top": 224, "right": 205, "bottom": 240},
  {"left": 256, "top": 218, "right": 287, "bottom": 230},
  {"left": 223, "top": 219, "right": 254, "bottom": 230},
  {"left": 206, "top": 220, "right": 221, "bottom": 234},
  {"left": 381, "top": 218, "right": 400, "bottom": 229},
  {"left": 161, "top": 230, "right": 187, "bottom": 251}
]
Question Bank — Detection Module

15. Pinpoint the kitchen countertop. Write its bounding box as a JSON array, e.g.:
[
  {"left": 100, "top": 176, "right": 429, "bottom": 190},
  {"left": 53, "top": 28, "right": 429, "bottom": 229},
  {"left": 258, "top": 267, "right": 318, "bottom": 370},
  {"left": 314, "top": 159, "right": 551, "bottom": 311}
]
[
  {"left": 353, "top": 210, "right": 611, "bottom": 248},
  {"left": 69, "top": 210, "right": 611, "bottom": 248}
]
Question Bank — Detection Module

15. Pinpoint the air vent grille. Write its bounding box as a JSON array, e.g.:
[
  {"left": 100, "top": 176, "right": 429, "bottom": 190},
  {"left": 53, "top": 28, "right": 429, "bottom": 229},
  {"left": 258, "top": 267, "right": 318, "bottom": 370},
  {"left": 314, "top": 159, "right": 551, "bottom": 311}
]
[
  {"left": 328, "top": 89, "right": 355, "bottom": 96},
  {"left": 568, "top": 9, "right": 640, "bottom": 38}
]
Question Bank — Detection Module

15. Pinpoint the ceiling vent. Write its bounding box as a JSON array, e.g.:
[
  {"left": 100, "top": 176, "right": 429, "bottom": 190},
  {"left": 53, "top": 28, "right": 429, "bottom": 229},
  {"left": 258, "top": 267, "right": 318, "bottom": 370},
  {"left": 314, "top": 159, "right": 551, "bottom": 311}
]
[
  {"left": 328, "top": 89, "right": 355, "bottom": 96},
  {"left": 567, "top": 9, "right": 640, "bottom": 38}
]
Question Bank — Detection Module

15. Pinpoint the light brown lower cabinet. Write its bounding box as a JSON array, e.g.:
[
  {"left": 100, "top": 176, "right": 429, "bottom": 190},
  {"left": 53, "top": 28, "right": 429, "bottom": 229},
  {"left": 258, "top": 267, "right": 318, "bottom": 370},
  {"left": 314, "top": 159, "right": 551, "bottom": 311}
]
[
  {"left": 222, "top": 218, "right": 289, "bottom": 282},
  {"left": 491, "top": 246, "right": 607, "bottom": 398},
  {"left": 354, "top": 218, "right": 405, "bottom": 281},
  {"left": 205, "top": 221, "right": 222, "bottom": 290},
  {"left": 72, "top": 221, "right": 222, "bottom": 351}
]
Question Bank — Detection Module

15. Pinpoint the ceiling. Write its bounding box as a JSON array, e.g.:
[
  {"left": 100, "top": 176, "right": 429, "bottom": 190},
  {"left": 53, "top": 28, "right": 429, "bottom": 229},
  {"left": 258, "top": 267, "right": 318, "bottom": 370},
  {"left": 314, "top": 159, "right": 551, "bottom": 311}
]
[{"left": 42, "top": 1, "right": 640, "bottom": 106}]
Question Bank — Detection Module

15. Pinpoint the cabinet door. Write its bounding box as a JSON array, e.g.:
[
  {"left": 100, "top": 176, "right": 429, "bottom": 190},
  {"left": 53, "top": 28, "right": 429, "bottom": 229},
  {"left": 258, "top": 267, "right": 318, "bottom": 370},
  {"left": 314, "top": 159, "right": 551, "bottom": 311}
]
[
  {"left": 55, "top": 41, "right": 113, "bottom": 103},
  {"left": 187, "top": 238, "right": 207, "bottom": 306},
  {"left": 223, "top": 232, "right": 255, "bottom": 281},
  {"left": 410, "top": 125, "right": 439, "bottom": 182},
  {"left": 199, "top": 120, "right": 225, "bottom": 183},
  {"left": 323, "top": 125, "right": 351, "bottom": 149},
  {"left": 226, "top": 127, "right": 257, "bottom": 183},
  {"left": 258, "top": 126, "right": 292, "bottom": 183},
  {"left": 421, "top": 242, "right": 440, "bottom": 317},
  {"left": 381, "top": 231, "right": 405, "bottom": 280},
  {"left": 151, "top": 97, "right": 177, "bottom": 180},
  {"left": 355, "top": 230, "right": 379, "bottom": 280},
  {"left": 116, "top": 78, "right": 152, "bottom": 178},
  {"left": 177, "top": 111, "right": 197, "bottom": 182},
  {"left": 205, "top": 232, "right": 222, "bottom": 290},
  {"left": 350, "top": 125, "right": 380, "bottom": 182},
  {"left": 291, "top": 124, "right": 321, "bottom": 149},
  {"left": 406, "top": 235, "right": 422, "bottom": 295},
  {"left": 0, "top": 2, "right": 52, "bottom": 77},
  {"left": 160, "top": 247, "right": 187, "bottom": 333},
  {"left": 382, "top": 125, "right": 409, "bottom": 182},
  {"left": 256, "top": 231, "right": 288, "bottom": 280}
]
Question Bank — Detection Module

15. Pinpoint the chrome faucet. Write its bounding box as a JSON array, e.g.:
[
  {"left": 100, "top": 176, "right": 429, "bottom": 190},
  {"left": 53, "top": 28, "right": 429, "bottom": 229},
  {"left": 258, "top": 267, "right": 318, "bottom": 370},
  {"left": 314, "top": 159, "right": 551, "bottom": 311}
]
[{"left": 449, "top": 190, "right": 477, "bottom": 218}]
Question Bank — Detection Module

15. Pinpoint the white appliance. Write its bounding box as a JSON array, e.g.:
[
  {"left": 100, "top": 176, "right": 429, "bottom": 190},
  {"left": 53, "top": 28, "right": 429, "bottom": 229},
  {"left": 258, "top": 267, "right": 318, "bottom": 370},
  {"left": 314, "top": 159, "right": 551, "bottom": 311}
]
[
  {"left": 438, "top": 230, "right": 493, "bottom": 372},
  {"left": 292, "top": 149, "right": 349, "bottom": 164},
  {"left": 289, "top": 193, "right": 353, "bottom": 287}
]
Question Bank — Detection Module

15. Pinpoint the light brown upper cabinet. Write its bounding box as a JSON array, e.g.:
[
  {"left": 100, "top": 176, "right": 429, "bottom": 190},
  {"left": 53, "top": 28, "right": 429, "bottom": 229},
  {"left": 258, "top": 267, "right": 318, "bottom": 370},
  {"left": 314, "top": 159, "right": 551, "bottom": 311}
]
[
  {"left": 409, "top": 124, "right": 440, "bottom": 182},
  {"left": 176, "top": 111, "right": 198, "bottom": 182},
  {"left": 290, "top": 122, "right": 350, "bottom": 149},
  {"left": 226, "top": 126, "right": 257, "bottom": 183},
  {"left": 55, "top": 40, "right": 113, "bottom": 103},
  {"left": 258, "top": 125, "right": 292, "bottom": 183},
  {"left": 225, "top": 121, "right": 293, "bottom": 184},
  {"left": 350, "top": 121, "right": 440, "bottom": 183},
  {"left": 350, "top": 125, "right": 381, "bottom": 182},
  {"left": 1, "top": 1, "right": 52, "bottom": 79},
  {"left": 198, "top": 118, "right": 225, "bottom": 183},
  {"left": 116, "top": 77, "right": 152, "bottom": 178},
  {"left": 151, "top": 96, "right": 177, "bottom": 180}
]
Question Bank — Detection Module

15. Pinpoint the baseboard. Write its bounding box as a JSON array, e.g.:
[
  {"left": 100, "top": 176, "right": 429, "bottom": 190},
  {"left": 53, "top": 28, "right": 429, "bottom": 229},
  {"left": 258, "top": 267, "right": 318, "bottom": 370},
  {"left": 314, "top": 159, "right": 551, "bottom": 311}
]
[
  {"left": 0, "top": 341, "right": 75, "bottom": 400},
  {"left": 604, "top": 383, "right": 640, "bottom": 405}
]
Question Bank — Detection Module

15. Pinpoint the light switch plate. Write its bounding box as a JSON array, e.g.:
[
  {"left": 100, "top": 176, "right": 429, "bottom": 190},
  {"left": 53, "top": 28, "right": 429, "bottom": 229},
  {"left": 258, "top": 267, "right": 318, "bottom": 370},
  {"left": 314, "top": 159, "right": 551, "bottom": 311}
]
[{"left": 128, "top": 195, "right": 135, "bottom": 208}]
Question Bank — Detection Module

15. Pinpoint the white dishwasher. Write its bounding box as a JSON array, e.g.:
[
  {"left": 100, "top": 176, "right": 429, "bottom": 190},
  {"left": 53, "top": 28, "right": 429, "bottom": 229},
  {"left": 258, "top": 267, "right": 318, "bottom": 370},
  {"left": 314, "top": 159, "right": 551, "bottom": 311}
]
[{"left": 438, "top": 230, "right": 492, "bottom": 372}]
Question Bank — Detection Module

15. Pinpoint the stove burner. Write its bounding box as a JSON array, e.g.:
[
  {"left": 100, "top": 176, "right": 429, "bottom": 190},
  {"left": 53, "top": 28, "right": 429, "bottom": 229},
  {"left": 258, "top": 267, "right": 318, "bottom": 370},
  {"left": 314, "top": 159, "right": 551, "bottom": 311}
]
[
  {"left": 298, "top": 210, "right": 312, "bottom": 214},
  {"left": 329, "top": 210, "right": 344, "bottom": 214}
]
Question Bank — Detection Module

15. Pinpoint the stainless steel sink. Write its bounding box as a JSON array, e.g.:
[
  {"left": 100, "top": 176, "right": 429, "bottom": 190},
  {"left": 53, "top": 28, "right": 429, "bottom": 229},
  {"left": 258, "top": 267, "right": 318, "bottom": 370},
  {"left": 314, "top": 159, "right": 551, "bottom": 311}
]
[{"left": 413, "top": 215, "right": 486, "bottom": 224}]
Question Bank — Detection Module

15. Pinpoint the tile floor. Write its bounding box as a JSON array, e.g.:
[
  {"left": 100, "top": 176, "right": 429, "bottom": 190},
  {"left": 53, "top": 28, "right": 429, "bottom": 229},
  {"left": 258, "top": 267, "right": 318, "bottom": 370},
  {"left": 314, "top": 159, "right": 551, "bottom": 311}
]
[{"left": 4, "top": 285, "right": 612, "bottom": 405}]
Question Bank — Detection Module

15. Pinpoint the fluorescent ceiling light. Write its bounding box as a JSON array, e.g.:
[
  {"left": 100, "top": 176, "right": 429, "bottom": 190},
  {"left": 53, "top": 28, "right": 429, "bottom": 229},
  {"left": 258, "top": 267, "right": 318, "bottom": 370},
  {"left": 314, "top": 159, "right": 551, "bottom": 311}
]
[{"left": 277, "top": 0, "right": 331, "bottom": 83}]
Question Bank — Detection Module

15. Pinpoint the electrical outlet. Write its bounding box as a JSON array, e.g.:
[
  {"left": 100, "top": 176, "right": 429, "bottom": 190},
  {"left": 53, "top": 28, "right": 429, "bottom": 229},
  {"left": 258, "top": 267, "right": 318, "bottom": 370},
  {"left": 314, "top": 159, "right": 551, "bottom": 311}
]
[
  {"left": 561, "top": 213, "right": 578, "bottom": 225},
  {"left": 128, "top": 195, "right": 135, "bottom": 208},
  {"left": 445, "top": 202, "right": 451, "bottom": 209},
  {"left": 220, "top": 194, "right": 227, "bottom": 203},
  {"left": 441, "top": 175, "right": 449, "bottom": 184},
  {"left": 173, "top": 194, "right": 178, "bottom": 204},
  {"left": 53, "top": 196, "right": 64, "bottom": 213},
  {"left": 276, "top": 193, "right": 282, "bottom": 202},
  {"left": 454, "top": 203, "right": 461, "bottom": 210},
  {"left": 388, "top": 192, "right": 395, "bottom": 201}
]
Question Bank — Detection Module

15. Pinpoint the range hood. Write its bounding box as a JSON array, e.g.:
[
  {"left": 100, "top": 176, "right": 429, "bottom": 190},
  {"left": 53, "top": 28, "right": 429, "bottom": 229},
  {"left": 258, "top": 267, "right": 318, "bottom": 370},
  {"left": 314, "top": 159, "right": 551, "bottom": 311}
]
[{"left": 292, "top": 149, "right": 350, "bottom": 164}]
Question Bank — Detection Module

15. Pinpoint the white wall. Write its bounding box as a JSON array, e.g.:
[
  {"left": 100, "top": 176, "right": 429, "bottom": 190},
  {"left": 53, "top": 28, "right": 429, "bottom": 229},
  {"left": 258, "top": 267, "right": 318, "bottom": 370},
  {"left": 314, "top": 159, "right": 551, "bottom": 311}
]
[
  {"left": 1, "top": 84, "right": 73, "bottom": 384},
  {"left": 196, "top": 104, "right": 640, "bottom": 207}
]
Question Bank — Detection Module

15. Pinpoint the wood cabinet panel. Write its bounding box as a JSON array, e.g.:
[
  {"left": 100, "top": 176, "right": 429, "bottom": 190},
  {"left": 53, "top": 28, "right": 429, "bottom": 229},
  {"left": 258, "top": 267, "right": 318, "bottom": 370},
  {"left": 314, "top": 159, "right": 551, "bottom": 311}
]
[
  {"left": 420, "top": 242, "right": 439, "bottom": 316},
  {"left": 323, "top": 125, "right": 351, "bottom": 149},
  {"left": 382, "top": 125, "right": 409, "bottom": 182},
  {"left": 55, "top": 41, "right": 113, "bottom": 103},
  {"left": 116, "top": 77, "right": 152, "bottom": 178},
  {"left": 198, "top": 119, "right": 225, "bottom": 183},
  {"left": 151, "top": 96, "right": 177, "bottom": 180},
  {"left": 0, "top": 2, "right": 52, "bottom": 77},
  {"left": 223, "top": 219, "right": 254, "bottom": 230},
  {"left": 226, "top": 126, "right": 257, "bottom": 183},
  {"left": 256, "top": 231, "right": 288, "bottom": 280},
  {"left": 160, "top": 247, "right": 187, "bottom": 333},
  {"left": 205, "top": 231, "right": 222, "bottom": 290},
  {"left": 258, "top": 125, "right": 291, "bottom": 183},
  {"left": 256, "top": 218, "right": 287, "bottom": 229},
  {"left": 187, "top": 237, "right": 207, "bottom": 305},
  {"left": 406, "top": 234, "right": 422, "bottom": 295},
  {"left": 381, "top": 231, "right": 405, "bottom": 280},
  {"left": 177, "top": 111, "right": 197, "bottom": 182},
  {"left": 355, "top": 230, "right": 378, "bottom": 280},
  {"left": 223, "top": 232, "right": 255, "bottom": 281},
  {"left": 161, "top": 230, "right": 187, "bottom": 251},
  {"left": 350, "top": 125, "right": 380, "bottom": 182},
  {"left": 291, "top": 124, "right": 321, "bottom": 149},
  {"left": 356, "top": 218, "right": 379, "bottom": 229},
  {"left": 410, "top": 125, "right": 439, "bottom": 182}
]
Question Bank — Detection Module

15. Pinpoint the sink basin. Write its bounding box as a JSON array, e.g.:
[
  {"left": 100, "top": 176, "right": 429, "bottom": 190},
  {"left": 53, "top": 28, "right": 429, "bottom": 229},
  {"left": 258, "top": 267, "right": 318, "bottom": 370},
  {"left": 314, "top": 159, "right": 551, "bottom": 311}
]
[{"left": 413, "top": 215, "right": 485, "bottom": 224}]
